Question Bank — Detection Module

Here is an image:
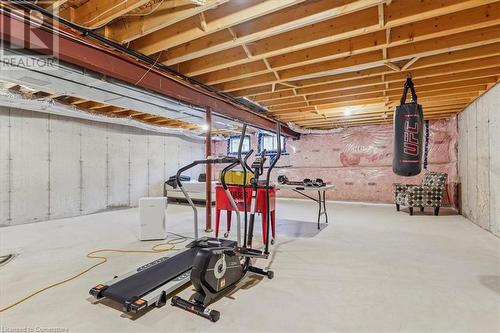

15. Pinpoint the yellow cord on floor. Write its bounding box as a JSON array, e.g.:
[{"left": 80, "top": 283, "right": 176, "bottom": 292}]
[{"left": 0, "top": 238, "right": 186, "bottom": 313}]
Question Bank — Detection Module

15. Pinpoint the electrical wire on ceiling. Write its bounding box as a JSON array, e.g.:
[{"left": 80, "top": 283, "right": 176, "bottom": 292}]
[
  {"left": 80, "top": 0, "right": 167, "bottom": 26},
  {"left": 8, "top": 1, "right": 274, "bottom": 119},
  {"left": 81, "top": 3, "right": 124, "bottom": 26},
  {"left": 124, "top": 0, "right": 166, "bottom": 17},
  {"left": 134, "top": 50, "right": 163, "bottom": 85}
]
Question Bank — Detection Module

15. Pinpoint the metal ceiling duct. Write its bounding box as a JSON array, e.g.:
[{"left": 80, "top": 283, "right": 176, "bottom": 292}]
[
  {"left": 0, "top": 47, "right": 240, "bottom": 132},
  {"left": 0, "top": 90, "right": 205, "bottom": 140}
]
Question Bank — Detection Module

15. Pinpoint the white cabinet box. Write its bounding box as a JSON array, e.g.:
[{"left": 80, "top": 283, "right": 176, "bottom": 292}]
[{"left": 139, "top": 197, "right": 167, "bottom": 241}]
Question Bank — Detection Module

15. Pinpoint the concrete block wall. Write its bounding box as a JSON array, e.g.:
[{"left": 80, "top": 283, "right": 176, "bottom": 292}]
[
  {"left": 458, "top": 83, "right": 499, "bottom": 236},
  {"left": 0, "top": 107, "right": 204, "bottom": 226}
]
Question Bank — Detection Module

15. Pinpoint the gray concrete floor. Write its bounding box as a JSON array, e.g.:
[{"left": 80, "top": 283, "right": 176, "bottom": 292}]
[{"left": 0, "top": 199, "right": 499, "bottom": 332}]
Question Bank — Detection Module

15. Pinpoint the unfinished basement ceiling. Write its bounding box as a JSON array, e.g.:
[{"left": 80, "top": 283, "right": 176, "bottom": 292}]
[
  {"left": 0, "top": 47, "right": 244, "bottom": 137},
  {"left": 30, "top": 0, "right": 500, "bottom": 129}
]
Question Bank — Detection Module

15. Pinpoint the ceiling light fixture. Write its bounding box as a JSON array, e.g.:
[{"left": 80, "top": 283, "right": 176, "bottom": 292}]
[{"left": 343, "top": 107, "right": 354, "bottom": 116}]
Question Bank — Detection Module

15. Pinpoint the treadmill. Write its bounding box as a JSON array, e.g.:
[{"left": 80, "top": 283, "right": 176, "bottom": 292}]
[{"left": 89, "top": 152, "right": 246, "bottom": 314}]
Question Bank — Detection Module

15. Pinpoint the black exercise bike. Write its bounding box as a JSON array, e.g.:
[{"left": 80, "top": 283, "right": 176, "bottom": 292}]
[{"left": 171, "top": 122, "right": 282, "bottom": 322}]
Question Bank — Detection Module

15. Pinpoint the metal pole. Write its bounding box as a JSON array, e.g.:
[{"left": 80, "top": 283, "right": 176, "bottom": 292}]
[{"left": 205, "top": 107, "right": 213, "bottom": 232}]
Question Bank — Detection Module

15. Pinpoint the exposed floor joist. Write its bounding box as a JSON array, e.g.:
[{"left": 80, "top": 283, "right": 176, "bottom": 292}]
[{"left": 25, "top": 0, "right": 500, "bottom": 129}]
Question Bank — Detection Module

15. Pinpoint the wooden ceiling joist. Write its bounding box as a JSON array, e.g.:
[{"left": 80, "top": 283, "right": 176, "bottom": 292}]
[
  {"left": 271, "top": 91, "right": 480, "bottom": 114},
  {"left": 268, "top": 88, "right": 483, "bottom": 112},
  {"left": 60, "top": 0, "right": 151, "bottom": 29},
  {"left": 41, "top": 0, "right": 71, "bottom": 12},
  {"left": 161, "top": 0, "right": 385, "bottom": 66},
  {"left": 103, "top": 0, "right": 229, "bottom": 43},
  {"left": 255, "top": 66, "right": 500, "bottom": 104},
  {"left": 262, "top": 76, "right": 497, "bottom": 108},
  {"left": 293, "top": 109, "right": 463, "bottom": 127},
  {"left": 37, "top": 0, "right": 500, "bottom": 129},
  {"left": 282, "top": 106, "right": 468, "bottom": 123},
  {"left": 298, "top": 109, "right": 462, "bottom": 125},
  {"left": 221, "top": 48, "right": 500, "bottom": 94},
  {"left": 129, "top": 0, "right": 305, "bottom": 55},
  {"left": 182, "top": 2, "right": 500, "bottom": 80}
]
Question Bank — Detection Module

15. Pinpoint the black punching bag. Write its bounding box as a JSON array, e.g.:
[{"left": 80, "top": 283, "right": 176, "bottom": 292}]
[{"left": 393, "top": 76, "right": 423, "bottom": 176}]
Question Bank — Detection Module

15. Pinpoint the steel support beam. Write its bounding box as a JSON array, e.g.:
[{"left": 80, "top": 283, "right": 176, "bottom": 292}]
[
  {"left": 0, "top": 9, "right": 299, "bottom": 138},
  {"left": 205, "top": 107, "right": 213, "bottom": 232}
]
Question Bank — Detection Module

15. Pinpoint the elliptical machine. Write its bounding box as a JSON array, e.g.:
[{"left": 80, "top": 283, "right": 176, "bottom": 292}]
[{"left": 171, "top": 123, "right": 282, "bottom": 322}]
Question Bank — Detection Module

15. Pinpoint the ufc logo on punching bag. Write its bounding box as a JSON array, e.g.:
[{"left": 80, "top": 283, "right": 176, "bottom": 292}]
[
  {"left": 403, "top": 120, "right": 419, "bottom": 156},
  {"left": 393, "top": 76, "right": 423, "bottom": 176}
]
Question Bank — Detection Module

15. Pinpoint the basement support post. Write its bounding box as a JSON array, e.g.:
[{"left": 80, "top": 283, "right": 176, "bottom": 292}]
[{"left": 205, "top": 106, "right": 213, "bottom": 232}]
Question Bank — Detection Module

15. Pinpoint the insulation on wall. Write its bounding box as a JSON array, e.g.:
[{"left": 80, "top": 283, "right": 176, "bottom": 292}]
[
  {"left": 0, "top": 107, "right": 204, "bottom": 227},
  {"left": 214, "top": 117, "right": 458, "bottom": 207},
  {"left": 458, "top": 83, "right": 499, "bottom": 236}
]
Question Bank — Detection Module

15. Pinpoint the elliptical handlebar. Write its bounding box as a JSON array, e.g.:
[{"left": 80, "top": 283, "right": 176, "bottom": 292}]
[
  {"left": 263, "top": 122, "right": 282, "bottom": 255},
  {"left": 175, "top": 157, "right": 238, "bottom": 188},
  {"left": 220, "top": 162, "right": 240, "bottom": 190},
  {"left": 174, "top": 150, "right": 239, "bottom": 241},
  {"left": 268, "top": 124, "right": 281, "bottom": 175},
  {"left": 243, "top": 150, "right": 253, "bottom": 173}
]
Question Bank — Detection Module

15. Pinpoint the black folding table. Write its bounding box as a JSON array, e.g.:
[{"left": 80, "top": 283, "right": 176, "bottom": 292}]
[{"left": 277, "top": 184, "right": 335, "bottom": 229}]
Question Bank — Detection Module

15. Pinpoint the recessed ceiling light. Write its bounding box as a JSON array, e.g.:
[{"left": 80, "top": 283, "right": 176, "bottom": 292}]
[{"left": 343, "top": 107, "right": 354, "bottom": 116}]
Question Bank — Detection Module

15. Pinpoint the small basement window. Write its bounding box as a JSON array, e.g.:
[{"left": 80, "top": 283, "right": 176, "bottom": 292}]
[
  {"left": 227, "top": 135, "right": 251, "bottom": 155},
  {"left": 258, "top": 132, "right": 286, "bottom": 155}
]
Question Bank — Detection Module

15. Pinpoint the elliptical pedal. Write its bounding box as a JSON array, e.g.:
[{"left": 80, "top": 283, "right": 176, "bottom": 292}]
[
  {"left": 171, "top": 296, "right": 220, "bottom": 322},
  {"left": 234, "top": 247, "right": 268, "bottom": 259}
]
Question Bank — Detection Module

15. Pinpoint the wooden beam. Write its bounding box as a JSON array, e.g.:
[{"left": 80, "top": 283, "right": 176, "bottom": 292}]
[
  {"left": 257, "top": 66, "right": 500, "bottom": 104},
  {"left": 282, "top": 102, "right": 470, "bottom": 122},
  {"left": 378, "top": 3, "right": 385, "bottom": 28},
  {"left": 384, "top": 0, "right": 499, "bottom": 28},
  {"left": 267, "top": 77, "right": 496, "bottom": 107},
  {"left": 103, "top": 0, "right": 228, "bottom": 43},
  {"left": 178, "top": 2, "right": 500, "bottom": 78},
  {"left": 215, "top": 35, "right": 500, "bottom": 92},
  {"left": 163, "top": 0, "right": 495, "bottom": 69},
  {"left": 60, "top": 0, "right": 151, "bottom": 29},
  {"left": 281, "top": 25, "right": 500, "bottom": 81},
  {"left": 384, "top": 62, "right": 401, "bottom": 71},
  {"left": 199, "top": 12, "right": 208, "bottom": 32},
  {"left": 161, "top": 0, "right": 385, "bottom": 66},
  {"left": 401, "top": 56, "right": 420, "bottom": 70},
  {"left": 269, "top": 87, "right": 484, "bottom": 112},
  {"left": 271, "top": 92, "right": 477, "bottom": 115},
  {"left": 279, "top": 99, "right": 472, "bottom": 120},
  {"left": 215, "top": 51, "right": 385, "bottom": 92},
  {"left": 194, "top": 30, "right": 388, "bottom": 82},
  {"left": 293, "top": 108, "right": 463, "bottom": 125},
  {"left": 130, "top": 0, "right": 304, "bottom": 55},
  {"left": 295, "top": 112, "right": 460, "bottom": 128},
  {"left": 287, "top": 43, "right": 500, "bottom": 89},
  {"left": 46, "top": 0, "right": 70, "bottom": 12},
  {"left": 185, "top": 30, "right": 388, "bottom": 77}
]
